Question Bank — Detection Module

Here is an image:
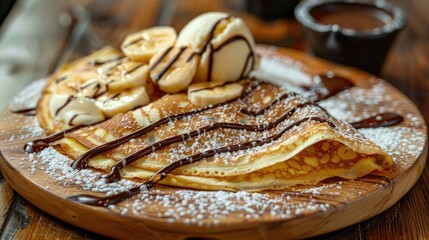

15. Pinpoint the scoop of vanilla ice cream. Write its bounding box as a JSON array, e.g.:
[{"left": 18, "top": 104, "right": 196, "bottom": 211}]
[
  {"left": 49, "top": 95, "right": 105, "bottom": 126},
  {"left": 177, "top": 12, "right": 256, "bottom": 83}
]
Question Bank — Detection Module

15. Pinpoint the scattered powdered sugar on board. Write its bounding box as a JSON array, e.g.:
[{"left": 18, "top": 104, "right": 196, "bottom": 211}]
[
  {"left": 20, "top": 137, "right": 337, "bottom": 222},
  {"left": 110, "top": 189, "right": 332, "bottom": 224},
  {"left": 29, "top": 147, "right": 136, "bottom": 194},
  {"left": 9, "top": 78, "right": 46, "bottom": 110},
  {"left": 252, "top": 56, "right": 310, "bottom": 93},
  {"left": 4, "top": 116, "right": 44, "bottom": 143},
  {"left": 319, "top": 81, "right": 396, "bottom": 122},
  {"left": 359, "top": 126, "right": 426, "bottom": 167}
]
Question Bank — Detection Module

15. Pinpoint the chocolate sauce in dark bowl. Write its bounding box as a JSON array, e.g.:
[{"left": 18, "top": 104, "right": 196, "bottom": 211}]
[{"left": 295, "top": 0, "right": 406, "bottom": 75}]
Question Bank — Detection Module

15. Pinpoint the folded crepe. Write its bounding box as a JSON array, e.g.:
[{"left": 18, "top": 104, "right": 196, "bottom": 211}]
[{"left": 49, "top": 81, "right": 392, "bottom": 191}]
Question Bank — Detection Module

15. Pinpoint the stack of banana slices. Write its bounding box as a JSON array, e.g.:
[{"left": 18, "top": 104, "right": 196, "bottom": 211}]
[{"left": 42, "top": 16, "right": 257, "bottom": 133}]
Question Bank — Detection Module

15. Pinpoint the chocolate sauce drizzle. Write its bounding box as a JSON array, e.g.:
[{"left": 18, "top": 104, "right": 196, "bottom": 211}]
[
  {"left": 67, "top": 116, "right": 334, "bottom": 206},
  {"left": 124, "top": 63, "right": 146, "bottom": 75},
  {"left": 25, "top": 81, "right": 258, "bottom": 157},
  {"left": 88, "top": 56, "right": 124, "bottom": 67},
  {"left": 210, "top": 35, "right": 255, "bottom": 81},
  {"left": 76, "top": 81, "right": 108, "bottom": 99},
  {"left": 150, "top": 47, "right": 173, "bottom": 71},
  {"left": 11, "top": 107, "right": 37, "bottom": 116},
  {"left": 351, "top": 112, "right": 403, "bottom": 129},
  {"left": 67, "top": 110, "right": 403, "bottom": 206},
  {"left": 102, "top": 58, "right": 128, "bottom": 77},
  {"left": 67, "top": 106, "right": 403, "bottom": 206},
  {"left": 151, "top": 46, "right": 187, "bottom": 81},
  {"left": 55, "top": 96, "right": 76, "bottom": 116},
  {"left": 102, "top": 102, "right": 322, "bottom": 183},
  {"left": 240, "top": 73, "right": 353, "bottom": 116},
  {"left": 69, "top": 113, "right": 91, "bottom": 127},
  {"left": 24, "top": 126, "right": 81, "bottom": 153},
  {"left": 241, "top": 92, "right": 300, "bottom": 116},
  {"left": 189, "top": 80, "right": 243, "bottom": 94},
  {"left": 70, "top": 81, "right": 261, "bottom": 169},
  {"left": 55, "top": 75, "right": 69, "bottom": 84},
  {"left": 122, "top": 36, "right": 144, "bottom": 48},
  {"left": 306, "top": 74, "right": 354, "bottom": 101}
]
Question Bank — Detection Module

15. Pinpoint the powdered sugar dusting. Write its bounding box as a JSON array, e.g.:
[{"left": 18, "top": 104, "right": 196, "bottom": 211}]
[
  {"left": 28, "top": 147, "right": 136, "bottom": 194},
  {"left": 9, "top": 78, "right": 46, "bottom": 111},
  {"left": 3, "top": 116, "right": 44, "bottom": 142},
  {"left": 252, "top": 55, "right": 310, "bottom": 92},
  {"left": 359, "top": 126, "right": 426, "bottom": 167},
  {"left": 125, "top": 189, "right": 332, "bottom": 223}
]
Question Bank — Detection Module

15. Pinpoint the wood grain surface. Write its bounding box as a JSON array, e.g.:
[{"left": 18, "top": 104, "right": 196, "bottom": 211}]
[{"left": 0, "top": 0, "right": 428, "bottom": 239}]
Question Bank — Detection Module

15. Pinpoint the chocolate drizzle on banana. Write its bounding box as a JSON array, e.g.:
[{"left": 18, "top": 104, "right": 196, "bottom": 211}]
[
  {"left": 88, "top": 56, "right": 125, "bottom": 67},
  {"left": 124, "top": 63, "right": 147, "bottom": 75},
  {"left": 75, "top": 81, "right": 109, "bottom": 99},
  {"left": 151, "top": 46, "right": 187, "bottom": 81}
]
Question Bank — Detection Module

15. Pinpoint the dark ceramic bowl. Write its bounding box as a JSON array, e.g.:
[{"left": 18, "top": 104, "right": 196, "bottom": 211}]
[
  {"left": 245, "top": 0, "right": 300, "bottom": 20},
  {"left": 295, "top": 0, "right": 406, "bottom": 75}
]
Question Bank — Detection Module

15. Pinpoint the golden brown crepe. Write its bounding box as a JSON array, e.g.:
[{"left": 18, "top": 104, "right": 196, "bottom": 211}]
[{"left": 48, "top": 81, "right": 392, "bottom": 191}]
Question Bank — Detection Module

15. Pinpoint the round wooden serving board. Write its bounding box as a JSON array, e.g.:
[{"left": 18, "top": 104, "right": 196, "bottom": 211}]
[{"left": 0, "top": 47, "right": 427, "bottom": 240}]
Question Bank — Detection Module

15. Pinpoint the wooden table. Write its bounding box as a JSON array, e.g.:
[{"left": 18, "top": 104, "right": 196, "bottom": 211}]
[{"left": 0, "top": 0, "right": 427, "bottom": 239}]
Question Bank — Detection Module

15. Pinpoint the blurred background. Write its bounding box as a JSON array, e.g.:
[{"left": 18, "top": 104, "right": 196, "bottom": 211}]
[{"left": 0, "top": 0, "right": 306, "bottom": 111}]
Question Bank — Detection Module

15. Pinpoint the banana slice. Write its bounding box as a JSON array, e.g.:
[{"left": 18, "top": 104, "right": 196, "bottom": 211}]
[
  {"left": 96, "top": 86, "right": 150, "bottom": 118},
  {"left": 58, "top": 46, "right": 123, "bottom": 74},
  {"left": 54, "top": 71, "right": 108, "bottom": 98},
  {"left": 187, "top": 81, "right": 244, "bottom": 107},
  {"left": 121, "top": 26, "right": 177, "bottom": 61},
  {"left": 98, "top": 58, "right": 150, "bottom": 91},
  {"left": 149, "top": 46, "right": 197, "bottom": 93}
]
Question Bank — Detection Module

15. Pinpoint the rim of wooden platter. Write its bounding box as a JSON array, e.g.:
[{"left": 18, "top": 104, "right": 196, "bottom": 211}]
[{"left": 0, "top": 46, "right": 427, "bottom": 240}]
